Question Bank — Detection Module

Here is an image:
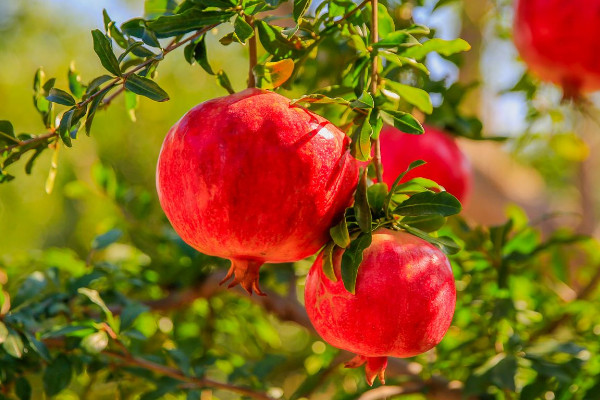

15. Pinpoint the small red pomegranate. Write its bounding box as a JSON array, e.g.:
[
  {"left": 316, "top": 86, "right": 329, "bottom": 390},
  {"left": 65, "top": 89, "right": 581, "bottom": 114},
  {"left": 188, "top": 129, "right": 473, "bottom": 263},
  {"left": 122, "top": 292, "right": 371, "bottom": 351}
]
[
  {"left": 305, "top": 229, "right": 456, "bottom": 385},
  {"left": 513, "top": 0, "right": 600, "bottom": 95},
  {"left": 156, "top": 88, "right": 358, "bottom": 295},
  {"left": 379, "top": 125, "right": 472, "bottom": 203}
]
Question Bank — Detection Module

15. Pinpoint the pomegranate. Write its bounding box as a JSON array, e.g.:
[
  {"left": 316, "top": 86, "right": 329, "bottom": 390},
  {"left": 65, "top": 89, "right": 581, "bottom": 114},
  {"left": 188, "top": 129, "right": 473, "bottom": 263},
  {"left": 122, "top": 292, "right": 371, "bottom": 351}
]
[
  {"left": 305, "top": 229, "right": 456, "bottom": 385},
  {"left": 513, "top": 0, "right": 600, "bottom": 95},
  {"left": 156, "top": 88, "right": 358, "bottom": 295},
  {"left": 379, "top": 125, "right": 472, "bottom": 203}
]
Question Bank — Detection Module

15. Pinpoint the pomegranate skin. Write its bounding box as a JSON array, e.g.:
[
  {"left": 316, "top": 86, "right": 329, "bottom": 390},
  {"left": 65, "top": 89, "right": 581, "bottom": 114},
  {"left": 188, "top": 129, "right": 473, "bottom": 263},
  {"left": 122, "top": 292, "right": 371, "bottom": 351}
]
[
  {"left": 379, "top": 125, "right": 472, "bottom": 203},
  {"left": 305, "top": 229, "right": 456, "bottom": 385},
  {"left": 513, "top": 0, "right": 600, "bottom": 94},
  {"left": 156, "top": 88, "right": 358, "bottom": 294}
]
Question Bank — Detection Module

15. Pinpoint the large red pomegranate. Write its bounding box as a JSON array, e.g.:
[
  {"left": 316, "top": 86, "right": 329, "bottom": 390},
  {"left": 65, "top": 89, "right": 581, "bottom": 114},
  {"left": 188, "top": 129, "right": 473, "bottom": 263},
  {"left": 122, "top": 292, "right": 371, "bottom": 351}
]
[
  {"left": 379, "top": 125, "right": 472, "bottom": 203},
  {"left": 305, "top": 229, "right": 456, "bottom": 385},
  {"left": 156, "top": 88, "right": 358, "bottom": 295},
  {"left": 513, "top": 0, "right": 600, "bottom": 95}
]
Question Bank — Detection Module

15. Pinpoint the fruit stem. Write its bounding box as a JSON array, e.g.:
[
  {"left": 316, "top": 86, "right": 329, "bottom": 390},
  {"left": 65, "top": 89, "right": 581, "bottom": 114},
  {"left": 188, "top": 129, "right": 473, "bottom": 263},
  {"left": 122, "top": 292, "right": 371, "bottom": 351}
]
[
  {"left": 246, "top": 15, "right": 257, "bottom": 88},
  {"left": 370, "top": 0, "right": 384, "bottom": 183}
]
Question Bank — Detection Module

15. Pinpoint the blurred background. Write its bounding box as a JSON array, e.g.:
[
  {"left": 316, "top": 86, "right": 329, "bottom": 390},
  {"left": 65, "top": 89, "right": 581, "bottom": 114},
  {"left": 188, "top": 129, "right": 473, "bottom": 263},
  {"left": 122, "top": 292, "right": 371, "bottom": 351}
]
[{"left": 2, "top": 0, "right": 600, "bottom": 399}]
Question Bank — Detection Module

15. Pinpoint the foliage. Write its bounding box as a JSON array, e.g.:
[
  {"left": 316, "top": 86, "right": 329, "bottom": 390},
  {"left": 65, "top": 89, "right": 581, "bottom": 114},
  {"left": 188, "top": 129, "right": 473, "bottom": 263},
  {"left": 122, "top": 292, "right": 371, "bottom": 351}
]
[{"left": 1, "top": 0, "right": 600, "bottom": 399}]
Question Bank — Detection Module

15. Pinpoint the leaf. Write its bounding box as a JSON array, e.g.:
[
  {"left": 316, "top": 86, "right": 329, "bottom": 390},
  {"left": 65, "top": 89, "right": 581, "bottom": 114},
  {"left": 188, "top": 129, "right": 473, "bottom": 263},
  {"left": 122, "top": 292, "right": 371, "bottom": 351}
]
[
  {"left": 402, "top": 38, "right": 471, "bottom": 60},
  {"left": 253, "top": 59, "right": 294, "bottom": 89},
  {"left": 234, "top": 16, "right": 254, "bottom": 43},
  {"left": 86, "top": 75, "right": 113, "bottom": 95},
  {"left": 68, "top": 63, "right": 85, "bottom": 98},
  {"left": 144, "top": 0, "right": 178, "bottom": 19},
  {"left": 92, "top": 228, "right": 123, "bottom": 250},
  {"left": 78, "top": 288, "right": 115, "bottom": 329},
  {"left": 58, "top": 108, "right": 75, "bottom": 147},
  {"left": 46, "top": 88, "right": 76, "bottom": 106},
  {"left": 15, "top": 377, "right": 31, "bottom": 400},
  {"left": 216, "top": 70, "right": 235, "bottom": 94},
  {"left": 85, "top": 88, "right": 109, "bottom": 136},
  {"left": 120, "top": 302, "right": 150, "bottom": 331},
  {"left": 400, "top": 223, "right": 461, "bottom": 254},
  {"left": 293, "top": 0, "right": 311, "bottom": 22},
  {"left": 125, "top": 90, "right": 138, "bottom": 122},
  {"left": 184, "top": 35, "right": 214, "bottom": 75},
  {"left": 0, "top": 120, "right": 18, "bottom": 145},
  {"left": 402, "top": 214, "right": 445, "bottom": 232},
  {"left": 367, "top": 183, "right": 388, "bottom": 213},
  {"left": 384, "top": 80, "right": 432, "bottom": 114},
  {"left": 354, "top": 169, "right": 372, "bottom": 232},
  {"left": 125, "top": 74, "right": 170, "bottom": 102},
  {"left": 321, "top": 242, "right": 337, "bottom": 282},
  {"left": 341, "top": 232, "right": 372, "bottom": 294},
  {"left": 43, "top": 355, "right": 72, "bottom": 396},
  {"left": 369, "top": 109, "right": 383, "bottom": 139},
  {"left": 382, "top": 109, "right": 424, "bottom": 134},
  {"left": 291, "top": 93, "right": 351, "bottom": 106},
  {"left": 81, "top": 331, "right": 109, "bottom": 354},
  {"left": 255, "top": 20, "right": 301, "bottom": 60},
  {"left": 351, "top": 116, "right": 372, "bottom": 162},
  {"left": 395, "top": 191, "right": 462, "bottom": 217},
  {"left": 350, "top": 91, "right": 374, "bottom": 109},
  {"left": 0, "top": 322, "right": 7, "bottom": 344},
  {"left": 382, "top": 159, "right": 427, "bottom": 217},
  {"left": 91, "top": 29, "right": 122, "bottom": 76},
  {"left": 3, "top": 330, "right": 24, "bottom": 358},
  {"left": 24, "top": 332, "right": 51, "bottom": 361},
  {"left": 147, "top": 9, "right": 235, "bottom": 38},
  {"left": 330, "top": 217, "right": 351, "bottom": 248}
]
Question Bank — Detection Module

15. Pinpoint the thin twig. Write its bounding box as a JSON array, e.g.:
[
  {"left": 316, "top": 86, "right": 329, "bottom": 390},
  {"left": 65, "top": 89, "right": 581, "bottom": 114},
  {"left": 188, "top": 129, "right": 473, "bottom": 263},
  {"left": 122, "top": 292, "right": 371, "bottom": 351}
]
[
  {"left": 246, "top": 15, "right": 257, "bottom": 88},
  {"left": 104, "top": 351, "right": 275, "bottom": 400},
  {"left": 369, "top": 0, "right": 384, "bottom": 183},
  {"left": 0, "top": 130, "right": 56, "bottom": 154}
]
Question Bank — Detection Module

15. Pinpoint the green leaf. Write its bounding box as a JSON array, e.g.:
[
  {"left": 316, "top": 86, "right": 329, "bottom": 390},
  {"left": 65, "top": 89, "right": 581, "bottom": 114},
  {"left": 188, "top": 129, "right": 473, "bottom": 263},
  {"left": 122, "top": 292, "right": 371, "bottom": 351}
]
[
  {"left": 234, "top": 16, "right": 254, "bottom": 43},
  {"left": 86, "top": 75, "right": 113, "bottom": 95},
  {"left": 58, "top": 108, "right": 75, "bottom": 147},
  {"left": 354, "top": 169, "right": 372, "bottom": 233},
  {"left": 147, "top": 9, "right": 234, "bottom": 38},
  {"left": 383, "top": 160, "right": 426, "bottom": 217},
  {"left": 395, "top": 191, "right": 461, "bottom": 217},
  {"left": 85, "top": 88, "right": 110, "bottom": 136},
  {"left": 291, "top": 93, "right": 351, "bottom": 106},
  {"left": 91, "top": 29, "right": 122, "bottom": 76},
  {"left": 0, "top": 120, "right": 18, "bottom": 145},
  {"left": 125, "top": 90, "right": 138, "bottom": 122},
  {"left": 78, "top": 288, "right": 112, "bottom": 320},
  {"left": 24, "top": 332, "right": 51, "bottom": 361},
  {"left": 293, "top": 0, "right": 311, "bottom": 22},
  {"left": 400, "top": 223, "right": 460, "bottom": 254},
  {"left": 43, "top": 355, "right": 72, "bottom": 396},
  {"left": 330, "top": 216, "right": 351, "bottom": 248},
  {"left": 321, "top": 242, "right": 337, "bottom": 282},
  {"left": 3, "top": 330, "right": 24, "bottom": 358},
  {"left": 402, "top": 214, "right": 446, "bottom": 232},
  {"left": 68, "top": 64, "right": 85, "bottom": 98},
  {"left": 341, "top": 232, "right": 372, "bottom": 294},
  {"left": 81, "top": 331, "right": 109, "bottom": 354},
  {"left": 384, "top": 80, "right": 433, "bottom": 114},
  {"left": 185, "top": 35, "right": 214, "bottom": 74},
  {"left": 374, "top": 30, "right": 418, "bottom": 49},
  {"left": 350, "top": 91, "right": 374, "bottom": 109},
  {"left": 255, "top": 20, "right": 301, "bottom": 60},
  {"left": 92, "top": 228, "right": 123, "bottom": 250},
  {"left": 15, "top": 377, "right": 31, "bottom": 400},
  {"left": 125, "top": 74, "right": 170, "bottom": 102},
  {"left": 402, "top": 38, "right": 471, "bottom": 60},
  {"left": 367, "top": 183, "right": 388, "bottom": 213},
  {"left": 120, "top": 302, "right": 150, "bottom": 331},
  {"left": 47, "top": 88, "right": 76, "bottom": 106},
  {"left": 216, "top": 70, "right": 235, "bottom": 94},
  {"left": 351, "top": 116, "right": 372, "bottom": 162},
  {"left": 382, "top": 109, "right": 424, "bottom": 134},
  {"left": 144, "top": 0, "right": 178, "bottom": 19},
  {"left": 369, "top": 109, "right": 383, "bottom": 139}
]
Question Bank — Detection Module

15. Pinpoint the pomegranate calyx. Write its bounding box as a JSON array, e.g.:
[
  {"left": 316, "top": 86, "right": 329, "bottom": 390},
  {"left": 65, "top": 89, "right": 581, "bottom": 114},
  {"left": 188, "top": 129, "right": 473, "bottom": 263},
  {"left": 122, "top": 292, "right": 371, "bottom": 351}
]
[
  {"left": 345, "top": 355, "right": 388, "bottom": 386},
  {"left": 220, "top": 258, "right": 265, "bottom": 296}
]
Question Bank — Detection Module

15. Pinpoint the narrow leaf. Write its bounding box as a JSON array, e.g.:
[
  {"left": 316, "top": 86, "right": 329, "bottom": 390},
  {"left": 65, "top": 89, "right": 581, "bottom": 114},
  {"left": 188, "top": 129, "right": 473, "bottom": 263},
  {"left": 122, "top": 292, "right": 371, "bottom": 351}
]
[
  {"left": 341, "top": 232, "right": 372, "bottom": 294},
  {"left": 321, "top": 242, "right": 337, "bottom": 282},
  {"left": 402, "top": 38, "right": 471, "bottom": 60},
  {"left": 91, "top": 29, "right": 122, "bottom": 76},
  {"left": 354, "top": 169, "right": 372, "bottom": 232},
  {"left": 384, "top": 80, "right": 433, "bottom": 114},
  {"left": 47, "top": 88, "right": 76, "bottom": 106},
  {"left": 330, "top": 217, "right": 351, "bottom": 248},
  {"left": 350, "top": 91, "right": 374, "bottom": 109},
  {"left": 383, "top": 159, "right": 426, "bottom": 217},
  {"left": 394, "top": 191, "right": 462, "bottom": 217},
  {"left": 234, "top": 16, "right": 254, "bottom": 43},
  {"left": 293, "top": 0, "right": 311, "bottom": 22},
  {"left": 400, "top": 223, "right": 461, "bottom": 254},
  {"left": 216, "top": 70, "right": 235, "bottom": 94},
  {"left": 147, "top": 9, "right": 234, "bottom": 38},
  {"left": 124, "top": 74, "right": 169, "bottom": 102},
  {"left": 383, "top": 109, "right": 424, "bottom": 134},
  {"left": 253, "top": 59, "right": 294, "bottom": 89},
  {"left": 43, "top": 355, "right": 72, "bottom": 396}
]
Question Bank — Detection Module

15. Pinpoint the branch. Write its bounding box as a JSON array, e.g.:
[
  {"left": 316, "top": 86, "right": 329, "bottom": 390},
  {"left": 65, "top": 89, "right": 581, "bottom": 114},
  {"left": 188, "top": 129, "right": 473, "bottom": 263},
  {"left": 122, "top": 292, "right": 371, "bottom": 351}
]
[
  {"left": 0, "top": 24, "right": 218, "bottom": 156},
  {"left": 369, "top": 0, "right": 383, "bottom": 183},
  {"left": 245, "top": 15, "right": 257, "bottom": 88},
  {"left": 104, "top": 351, "right": 275, "bottom": 400}
]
